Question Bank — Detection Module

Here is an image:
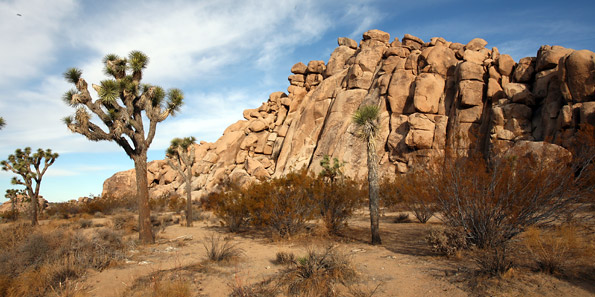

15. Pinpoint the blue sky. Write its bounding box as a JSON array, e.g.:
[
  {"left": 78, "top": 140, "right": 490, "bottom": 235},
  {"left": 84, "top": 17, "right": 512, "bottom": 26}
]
[{"left": 1, "top": 0, "right": 594, "bottom": 202}]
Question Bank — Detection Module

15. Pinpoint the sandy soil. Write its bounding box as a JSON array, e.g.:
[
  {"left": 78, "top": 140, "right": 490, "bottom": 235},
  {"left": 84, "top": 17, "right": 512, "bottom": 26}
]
[{"left": 79, "top": 211, "right": 595, "bottom": 297}]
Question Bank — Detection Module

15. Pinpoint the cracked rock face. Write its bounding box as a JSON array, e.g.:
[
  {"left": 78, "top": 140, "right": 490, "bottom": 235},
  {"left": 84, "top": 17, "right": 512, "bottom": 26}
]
[{"left": 102, "top": 30, "right": 595, "bottom": 201}]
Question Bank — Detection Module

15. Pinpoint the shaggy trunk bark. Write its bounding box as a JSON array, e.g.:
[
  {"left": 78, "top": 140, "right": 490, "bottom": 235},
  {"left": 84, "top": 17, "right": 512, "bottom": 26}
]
[
  {"left": 185, "top": 164, "right": 193, "bottom": 227},
  {"left": 134, "top": 154, "right": 155, "bottom": 244},
  {"left": 26, "top": 184, "right": 38, "bottom": 226},
  {"left": 367, "top": 141, "right": 381, "bottom": 245}
]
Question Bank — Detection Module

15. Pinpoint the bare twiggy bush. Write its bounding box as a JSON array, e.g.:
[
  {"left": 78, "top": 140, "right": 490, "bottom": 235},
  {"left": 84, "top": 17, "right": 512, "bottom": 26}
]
[
  {"left": 203, "top": 234, "right": 244, "bottom": 263},
  {"left": 392, "top": 213, "right": 410, "bottom": 224},
  {"left": 279, "top": 246, "right": 357, "bottom": 297}
]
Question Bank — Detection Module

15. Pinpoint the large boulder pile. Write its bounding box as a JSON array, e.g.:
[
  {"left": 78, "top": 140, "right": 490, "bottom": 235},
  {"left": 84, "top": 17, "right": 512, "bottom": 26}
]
[{"left": 102, "top": 30, "right": 595, "bottom": 200}]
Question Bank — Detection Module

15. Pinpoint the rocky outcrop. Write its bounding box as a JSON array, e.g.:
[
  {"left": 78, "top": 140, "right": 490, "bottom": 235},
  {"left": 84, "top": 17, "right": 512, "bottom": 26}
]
[
  {"left": 0, "top": 195, "right": 48, "bottom": 214},
  {"left": 102, "top": 30, "right": 595, "bottom": 201}
]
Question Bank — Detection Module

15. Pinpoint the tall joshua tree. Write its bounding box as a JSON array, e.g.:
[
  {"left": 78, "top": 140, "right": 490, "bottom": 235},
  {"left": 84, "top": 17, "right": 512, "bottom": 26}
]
[
  {"left": 353, "top": 105, "right": 382, "bottom": 245},
  {"left": 62, "top": 51, "right": 183, "bottom": 243},
  {"left": 166, "top": 136, "right": 196, "bottom": 227},
  {"left": 1, "top": 148, "right": 58, "bottom": 225}
]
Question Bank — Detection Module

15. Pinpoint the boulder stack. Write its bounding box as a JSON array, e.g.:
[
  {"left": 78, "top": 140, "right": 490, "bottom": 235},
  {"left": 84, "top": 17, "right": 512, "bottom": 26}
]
[{"left": 102, "top": 30, "right": 595, "bottom": 201}]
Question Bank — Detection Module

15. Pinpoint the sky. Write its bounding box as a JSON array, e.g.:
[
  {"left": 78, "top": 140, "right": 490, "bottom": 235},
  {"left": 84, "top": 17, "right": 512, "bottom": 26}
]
[{"left": 1, "top": 0, "right": 594, "bottom": 203}]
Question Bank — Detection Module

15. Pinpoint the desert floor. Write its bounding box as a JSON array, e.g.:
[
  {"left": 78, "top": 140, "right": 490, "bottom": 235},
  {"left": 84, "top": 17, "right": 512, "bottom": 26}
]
[{"left": 72, "top": 210, "right": 595, "bottom": 297}]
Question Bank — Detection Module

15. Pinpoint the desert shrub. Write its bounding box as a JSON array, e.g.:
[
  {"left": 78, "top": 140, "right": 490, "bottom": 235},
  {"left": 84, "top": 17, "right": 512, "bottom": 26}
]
[
  {"left": 474, "top": 246, "right": 513, "bottom": 276},
  {"left": 279, "top": 246, "right": 357, "bottom": 297},
  {"left": 79, "top": 195, "right": 136, "bottom": 215},
  {"left": 111, "top": 213, "right": 136, "bottom": 232},
  {"left": 168, "top": 195, "right": 186, "bottom": 213},
  {"left": 208, "top": 179, "right": 252, "bottom": 232},
  {"left": 0, "top": 223, "right": 128, "bottom": 296},
  {"left": 46, "top": 201, "right": 80, "bottom": 219},
  {"left": 314, "top": 156, "right": 364, "bottom": 234},
  {"left": 379, "top": 177, "right": 402, "bottom": 209},
  {"left": 314, "top": 177, "right": 362, "bottom": 234},
  {"left": 392, "top": 213, "right": 410, "bottom": 223},
  {"left": 274, "top": 251, "right": 296, "bottom": 265},
  {"left": 0, "top": 209, "right": 19, "bottom": 222},
  {"left": 426, "top": 227, "right": 468, "bottom": 257},
  {"left": 523, "top": 225, "right": 582, "bottom": 274},
  {"left": 78, "top": 219, "right": 93, "bottom": 229},
  {"left": 203, "top": 234, "right": 244, "bottom": 263},
  {"left": 229, "top": 277, "right": 280, "bottom": 297},
  {"left": 394, "top": 173, "right": 436, "bottom": 223},
  {"left": 400, "top": 140, "right": 594, "bottom": 275},
  {"left": 248, "top": 169, "right": 317, "bottom": 238}
]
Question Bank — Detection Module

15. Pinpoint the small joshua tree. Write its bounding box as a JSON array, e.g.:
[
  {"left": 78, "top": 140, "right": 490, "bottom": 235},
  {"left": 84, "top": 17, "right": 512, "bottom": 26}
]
[
  {"left": 4, "top": 189, "right": 25, "bottom": 220},
  {"left": 1, "top": 148, "right": 58, "bottom": 225},
  {"left": 353, "top": 105, "right": 382, "bottom": 245},
  {"left": 166, "top": 136, "right": 196, "bottom": 227},
  {"left": 62, "top": 51, "right": 183, "bottom": 243}
]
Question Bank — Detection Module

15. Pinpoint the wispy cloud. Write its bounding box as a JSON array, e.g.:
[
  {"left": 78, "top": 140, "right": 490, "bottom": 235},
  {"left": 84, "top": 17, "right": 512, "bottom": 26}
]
[{"left": 0, "top": 0, "right": 77, "bottom": 87}]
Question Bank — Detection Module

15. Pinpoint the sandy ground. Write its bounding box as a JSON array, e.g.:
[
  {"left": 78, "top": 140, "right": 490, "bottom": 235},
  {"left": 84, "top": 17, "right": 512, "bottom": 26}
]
[{"left": 80, "top": 211, "right": 595, "bottom": 297}]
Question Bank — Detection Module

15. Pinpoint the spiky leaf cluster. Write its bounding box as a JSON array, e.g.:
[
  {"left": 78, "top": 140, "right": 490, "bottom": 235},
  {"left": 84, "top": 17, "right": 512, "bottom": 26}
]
[
  {"left": 62, "top": 51, "right": 184, "bottom": 158},
  {"left": 166, "top": 136, "right": 197, "bottom": 159},
  {"left": 352, "top": 105, "right": 380, "bottom": 143},
  {"left": 0, "top": 117, "right": 4, "bottom": 129}
]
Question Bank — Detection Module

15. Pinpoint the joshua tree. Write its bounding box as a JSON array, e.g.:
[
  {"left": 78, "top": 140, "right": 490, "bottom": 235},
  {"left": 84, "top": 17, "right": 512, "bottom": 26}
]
[
  {"left": 62, "top": 51, "right": 183, "bottom": 243},
  {"left": 166, "top": 136, "right": 197, "bottom": 227},
  {"left": 0, "top": 117, "right": 5, "bottom": 129},
  {"left": 1, "top": 148, "right": 58, "bottom": 225},
  {"left": 352, "top": 105, "right": 382, "bottom": 245},
  {"left": 4, "top": 189, "right": 26, "bottom": 220}
]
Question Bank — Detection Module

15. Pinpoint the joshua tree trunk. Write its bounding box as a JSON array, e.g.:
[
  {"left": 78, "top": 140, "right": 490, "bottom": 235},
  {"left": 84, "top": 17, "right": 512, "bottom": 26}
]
[
  {"left": 185, "top": 164, "right": 193, "bottom": 227},
  {"left": 30, "top": 184, "right": 40, "bottom": 226},
  {"left": 134, "top": 154, "right": 154, "bottom": 244},
  {"left": 367, "top": 141, "right": 381, "bottom": 245}
]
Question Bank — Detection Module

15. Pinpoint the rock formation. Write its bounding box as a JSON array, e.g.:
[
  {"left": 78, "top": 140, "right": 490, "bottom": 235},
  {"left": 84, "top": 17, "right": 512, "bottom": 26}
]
[{"left": 102, "top": 30, "right": 595, "bottom": 200}]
